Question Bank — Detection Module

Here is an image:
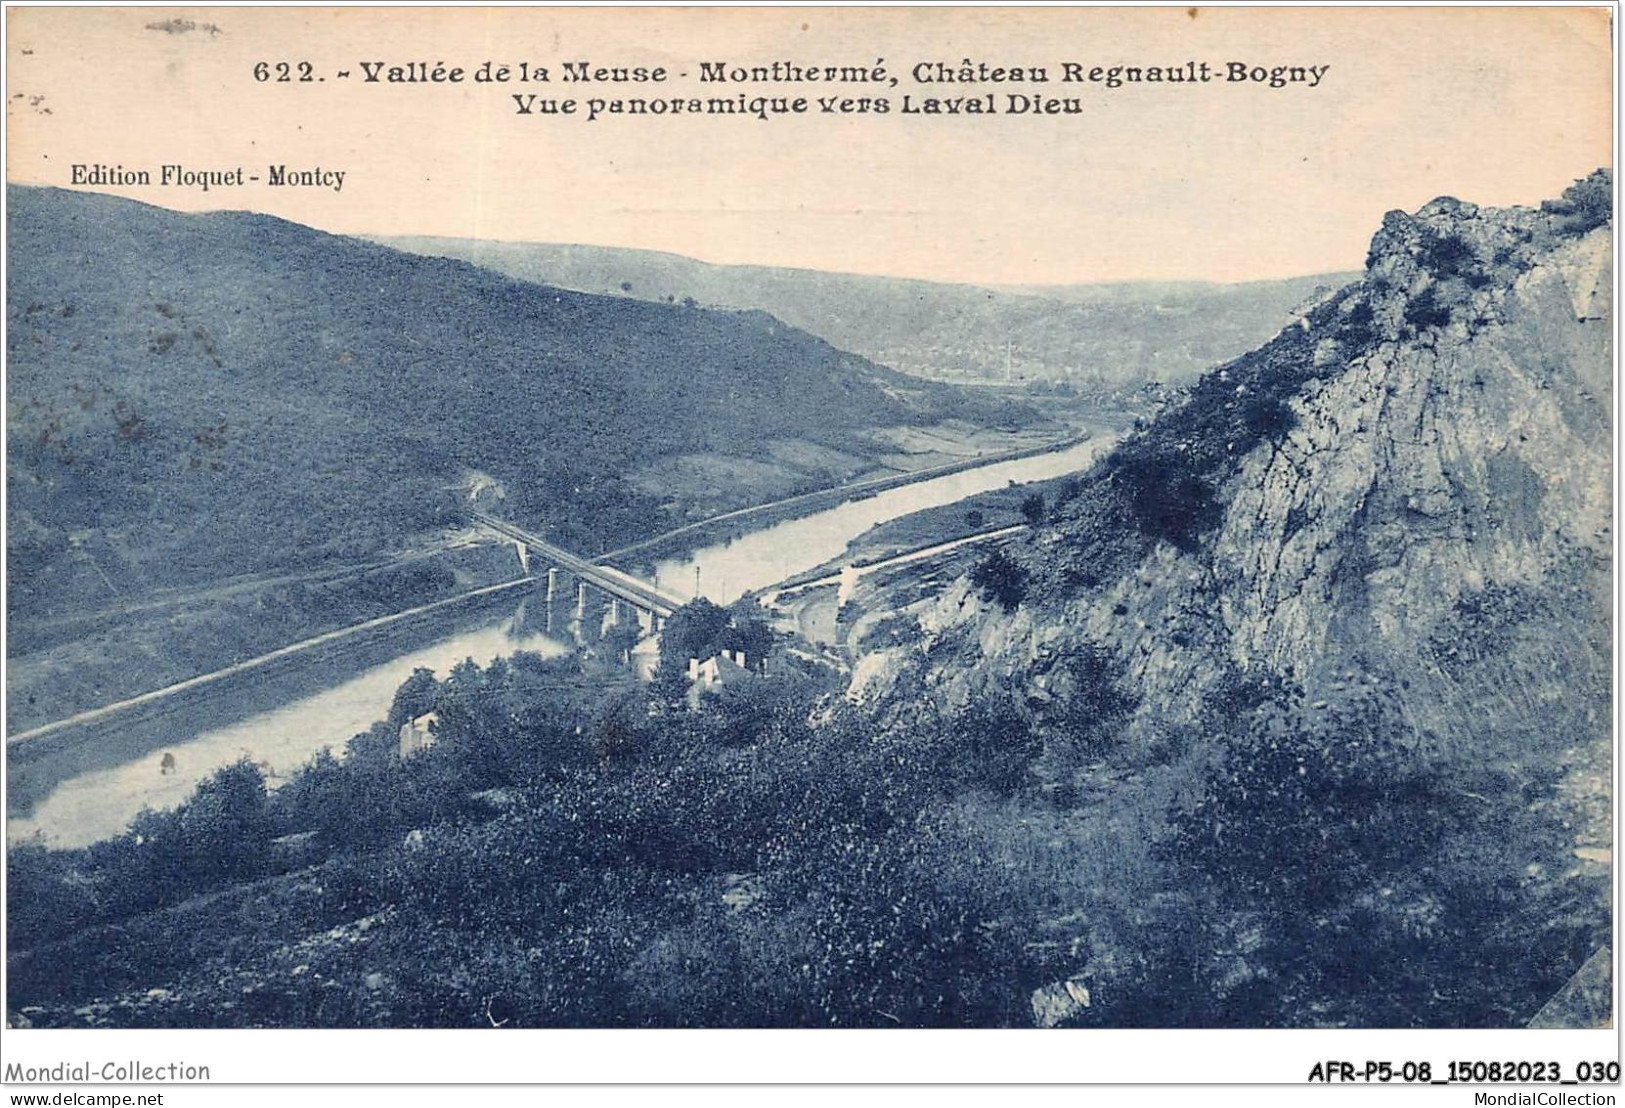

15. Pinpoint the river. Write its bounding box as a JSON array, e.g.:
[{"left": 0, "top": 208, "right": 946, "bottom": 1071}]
[
  {"left": 9, "top": 435, "right": 1113, "bottom": 850},
  {"left": 648, "top": 437, "right": 1112, "bottom": 604}
]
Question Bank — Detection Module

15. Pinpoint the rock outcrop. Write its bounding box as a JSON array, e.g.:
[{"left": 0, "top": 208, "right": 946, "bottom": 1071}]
[
  {"left": 852, "top": 172, "right": 1611, "bottom": 752},
  {"left": 839, "top": 171, "right": 1612, "bottom": 1027}
]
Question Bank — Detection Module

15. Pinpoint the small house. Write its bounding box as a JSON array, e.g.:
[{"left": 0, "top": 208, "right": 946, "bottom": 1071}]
[
  {"left": 686, "top": 651, "right": 751, "bottom": 708},
  {"left": 398, "top": 711, "right": 440, "bottom": 759}
]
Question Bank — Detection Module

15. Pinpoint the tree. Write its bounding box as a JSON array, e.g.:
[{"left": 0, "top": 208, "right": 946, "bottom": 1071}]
[
  {"left": 603, "top": 619, "right": 642, "bottom": 663},
  {"left": 970, "top": 548, "right": 1027, "bottom": 611},
  {"left": 388, "top": 666, "right": 440, "bottom": 729},
  {"left": 722, "top": 600, "right": 774, "bottom": 669},
  {"left": 1543, "top": 169, "right": 1612, "bottom": 235},
  {"left": 659, "top": 597, "right": 732, "bottom": 670},
  {"left": 702, "top": 673, "right": 778, "bottom": 746},
  {"left": 1020, "top": 492, "right": 1046, "bottom": 526},
  {"left": 1153, "top": 672, "right": 1533, "bottom": 1025}
]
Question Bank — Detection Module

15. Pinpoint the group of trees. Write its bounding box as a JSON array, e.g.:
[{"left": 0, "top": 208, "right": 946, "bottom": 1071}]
[
  {"left": 4, "top": 609, "right": 1054, "bottom": 1025},
  {"left": 11, "top": 593, "right": 793, "bottom": 954},
  {"left": 8, "top": 619, "right": 1601, "bottom": 1028},
  {"left": 656, "top": 598, "right": 773, "bottom": 673},
  {"left": 9, "top": 544, "right": 1602, "bottom": 1030}
]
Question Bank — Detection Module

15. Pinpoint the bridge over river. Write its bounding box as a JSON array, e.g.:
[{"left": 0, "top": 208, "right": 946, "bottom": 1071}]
[
  {"left": 12, "top": 433, "right": 1117, "bottom": 846},
  {"left": 8, "top": 515, "right": 683, "bottom": 758},
  {"left": 467, "top": 509, "right": 687, "bottom": 626}
]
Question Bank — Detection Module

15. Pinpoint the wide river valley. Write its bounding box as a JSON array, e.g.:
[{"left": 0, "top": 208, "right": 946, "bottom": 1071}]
[{"left": 10, "top": 436, "right": 1113, "bottom": 849}]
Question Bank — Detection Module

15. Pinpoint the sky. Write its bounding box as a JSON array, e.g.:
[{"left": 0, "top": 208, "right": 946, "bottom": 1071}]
[{"left": 5, "top": 5, "right": 1614, "bottom": 286}]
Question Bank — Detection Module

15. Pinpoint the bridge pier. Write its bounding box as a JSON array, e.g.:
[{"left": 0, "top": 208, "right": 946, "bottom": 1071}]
[
  {"left": 544, "top": 567, "right": 559, "bottom": 634},
  {"left": 467, "top": 511, "right": 686, "bottom": 641}
]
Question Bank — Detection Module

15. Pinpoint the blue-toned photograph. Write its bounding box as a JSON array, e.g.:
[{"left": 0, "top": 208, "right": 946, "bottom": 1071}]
[{"left": 4, "top": 6, "right": 1612, "bottom": 1038}]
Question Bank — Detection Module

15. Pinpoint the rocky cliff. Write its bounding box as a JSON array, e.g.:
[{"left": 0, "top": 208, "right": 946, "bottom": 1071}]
[
  {"left": 855, "top": 171, "right": 1610, "bottom": 749},
  {"left": 842, "top": 172, "right": 1612, "bottom": 1025}
]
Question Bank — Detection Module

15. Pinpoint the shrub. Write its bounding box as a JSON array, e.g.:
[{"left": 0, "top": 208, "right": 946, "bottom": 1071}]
[
  {"left": 387, "top": 666, "right": 440, "bottom": 728},
  {"left": 177, "top": 758, "right": 274, "bottom": 884},
  {"left": 970, "top": 548, "right": 1028, "bottom": 611},
  {"left": 6, "top": 841, "right": 97, "bottom": 948},
  {"left": 1113, "top": 448, "right": 1218, "bottom": 551},
  {"left": 1542, "top": 170, "right": 1612, "bottom": 236},
  {"left": 1404, "top": 286, "right": 1454, "bottom": 332},
  {"left": 1037, "top": 642, "right": 1137, "bottom": 778},
  {"left": 1020, "top": 492, "right": 1046, "bottom": 526},
  {"left": 1339, "top": 298, "right": 1378, "bottom": 349},
  {"left": 1151, "top": 668, "right": 1595, "bottom": 1026}
]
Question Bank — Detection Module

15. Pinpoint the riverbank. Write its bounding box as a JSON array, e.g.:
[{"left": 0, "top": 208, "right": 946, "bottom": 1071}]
[
  {"left": 8, "top": 421, "right": 1092, "bottom": 740},
  {"left": 776, "top": 432, "right": 1129, "bottom": 591},
  {"left": 6, "top": 542, "right": 528, "bottom": 737},
  {"left": 12, "top": 425, "right": 1098, "bottom": 737},
  {"left": 6, "top": 580, "right": 556, "bottom": 830},
  {"left": 9, "top": 425, "right": 1114, "bottom": 843},
  {"left": 603, "top": 425, "right": 1098, "bottom": 569}
]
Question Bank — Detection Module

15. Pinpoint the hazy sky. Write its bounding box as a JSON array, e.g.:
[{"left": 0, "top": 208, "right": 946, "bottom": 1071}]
[{"left": 6, "top": 6, "right": 1613, "bottom": 285}]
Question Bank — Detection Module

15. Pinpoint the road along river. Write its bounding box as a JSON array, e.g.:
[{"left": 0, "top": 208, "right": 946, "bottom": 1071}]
[{"left": 9, "top": 434, "right": 1115, "bottom": 849}]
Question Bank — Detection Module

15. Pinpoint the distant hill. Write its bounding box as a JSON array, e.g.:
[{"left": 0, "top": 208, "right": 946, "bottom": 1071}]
[
  {"left": 379, "top": 235, "right": 1356, "bottom": 389},
  {"left": 7, "top": 187, "right": 1010, "bottom": 615}
]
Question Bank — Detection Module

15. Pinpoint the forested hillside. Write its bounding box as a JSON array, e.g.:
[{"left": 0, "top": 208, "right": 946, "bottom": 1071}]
[
  {"left": 8, "top": 187, "right": 1011, "bottom": 618},
  {"left": 382, "top": 235, "right": 1352, "bottom": 390}
]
